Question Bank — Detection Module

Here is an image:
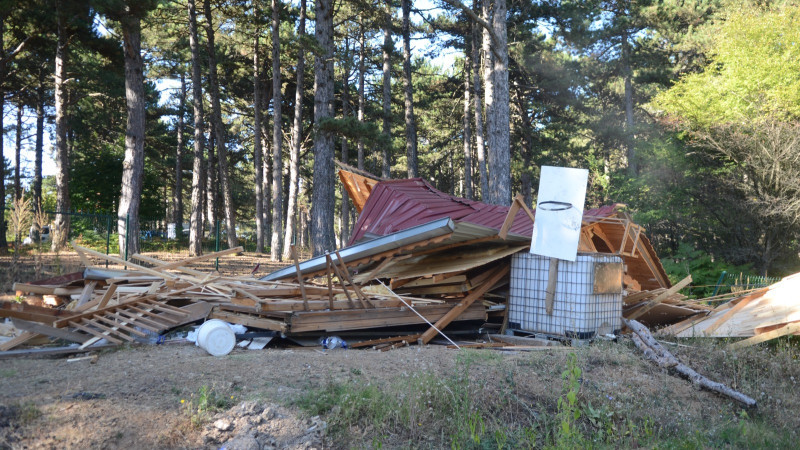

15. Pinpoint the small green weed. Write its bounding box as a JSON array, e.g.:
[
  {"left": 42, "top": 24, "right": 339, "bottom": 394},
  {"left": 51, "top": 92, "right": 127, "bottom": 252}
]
[
  {"left": 554, "top": 352, "right": 583, "bottom": 449},
  {"left": 181, "top": 385, "right": 234, "bottom": 428}
]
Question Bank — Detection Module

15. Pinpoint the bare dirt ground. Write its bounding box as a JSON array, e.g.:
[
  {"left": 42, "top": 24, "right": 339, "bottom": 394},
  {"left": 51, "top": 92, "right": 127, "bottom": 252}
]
[{"left": 1, "top": 253, "right": 799, "bottom": 449}]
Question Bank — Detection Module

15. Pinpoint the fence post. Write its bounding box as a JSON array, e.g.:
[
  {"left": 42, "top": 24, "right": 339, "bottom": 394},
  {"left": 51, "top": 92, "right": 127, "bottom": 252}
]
[
  {"left": 712, "top": 270, "right": 727, "bottom": 297},
  {"left": 215, "top": 219, "right": 220, "bottom": 271},
  {"left": 105, "top": 215, "right": 112, "bottom": 268}
]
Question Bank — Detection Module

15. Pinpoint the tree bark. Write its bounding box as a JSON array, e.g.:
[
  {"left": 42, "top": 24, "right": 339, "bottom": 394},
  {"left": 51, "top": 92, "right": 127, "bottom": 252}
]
[
  {"left": 187, "top": 0, "right": 205, "bottom": 256},
  {"left": 254, "top": 31, "right": 265, "bottom": 253},
  {"left": 14, "top": 103, "right": 22, "bottom": 200},
  {"left": 474, "top": 12, "right": 488, "bottom": 200},
  {"left": 0, "top": 11, "right": 6, "bottom": 250},
  {"left": 622, "top": 27, "right": 637, "bottom": 176},
  {"left": 270, "top": 0, "right": 284, "bottom": 261},
  {"left": 203, "top": 0, "right": 237, "bottom": 248},
  {"left": 310, "top": 0, "right": 335, "bottom": 256},
  {"left": 207, "top": 124, "right": 217, "bottom": 235},
  {"left": 486, "top": 0, "right": 510, "bottom": 206},
  {"left": 341, "top": 39, "right": 351, "bottom": 245},
  {"left": 52, "top": 5, "right": 70, "bottom": 252},
  {"left": 34, "top": 69, "right": 45, "bottom": 212},
  {"left": 117, "top": 14, "right": 146, "bottom": 257},
  {"left": 357, "top": 18, "right": 366, "bottom": 171},
  {"left": 282, "top": 0, "right": 305, "bottom": 259},
  {"left": 463, "top": 53, "right": 472, "bottom": 199},
  {"left": 381, "top": 0, "right": 393, "bottom": 178},
  {"left": 174, "top": 72, "right": 186, "bottom": 229},
  {"left": 401, "top": 0, "right": 418, "bottom": 178}
]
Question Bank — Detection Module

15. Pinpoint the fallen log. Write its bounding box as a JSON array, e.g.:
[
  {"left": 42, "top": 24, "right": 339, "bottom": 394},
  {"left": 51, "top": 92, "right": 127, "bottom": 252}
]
[{"left": 623, "top": 318, "right": 757, "bottom": 408}]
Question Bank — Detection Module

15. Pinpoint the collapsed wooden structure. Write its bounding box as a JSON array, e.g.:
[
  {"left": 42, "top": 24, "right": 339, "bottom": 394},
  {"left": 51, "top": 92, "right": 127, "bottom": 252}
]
[{"left": 2, "top": 169, "right": 794, "bottom": 356}]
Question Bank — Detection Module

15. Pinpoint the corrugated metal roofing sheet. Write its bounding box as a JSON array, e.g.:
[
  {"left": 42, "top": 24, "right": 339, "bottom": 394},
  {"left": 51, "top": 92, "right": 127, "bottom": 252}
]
[{"left": 349, "top": 178, "right": 619, "bottom": 244}]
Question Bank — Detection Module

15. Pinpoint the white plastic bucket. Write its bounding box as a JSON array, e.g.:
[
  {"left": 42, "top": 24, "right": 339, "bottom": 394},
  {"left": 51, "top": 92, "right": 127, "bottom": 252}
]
[{"left": 197, "top": 319, "right": 236, "bottom": 356}]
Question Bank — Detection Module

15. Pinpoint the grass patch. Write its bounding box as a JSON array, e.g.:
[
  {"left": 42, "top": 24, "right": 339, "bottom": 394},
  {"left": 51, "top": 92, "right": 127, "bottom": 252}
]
[
  {"left": 0, "top": 369, "right": 18, "bottom": 378},
  {"left": 294, "top": 345, "right": 798, "bottom": 449}
]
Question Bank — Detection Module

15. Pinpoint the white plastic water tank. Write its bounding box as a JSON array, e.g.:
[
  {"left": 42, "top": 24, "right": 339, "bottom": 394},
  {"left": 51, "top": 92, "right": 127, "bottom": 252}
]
[{"left": 508, "top": 252, "right": 623, "bottom": 339}]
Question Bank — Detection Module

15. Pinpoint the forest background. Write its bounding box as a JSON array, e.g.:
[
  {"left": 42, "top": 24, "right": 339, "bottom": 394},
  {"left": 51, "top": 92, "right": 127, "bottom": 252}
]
[{"left": 2, "top": 0, "right": 799, "bottom": 284}]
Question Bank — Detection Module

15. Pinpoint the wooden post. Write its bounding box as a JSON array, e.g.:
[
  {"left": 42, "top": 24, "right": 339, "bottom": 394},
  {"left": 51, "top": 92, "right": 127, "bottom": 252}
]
[
  {"left": 290, "top": 245, "right": 309, "bottom": 310},
  {"left": 545, "top": 258, "right": 559, "bottom": 315}
]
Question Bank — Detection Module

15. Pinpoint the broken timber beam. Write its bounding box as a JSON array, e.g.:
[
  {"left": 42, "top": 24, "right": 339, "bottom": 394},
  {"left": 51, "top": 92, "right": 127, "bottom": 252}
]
[
  {"left": 419, "top": 265, "right": 510, "bottom": 345},
  {"left": 624, "top": 318, "right": 756, "bottom": 407}
]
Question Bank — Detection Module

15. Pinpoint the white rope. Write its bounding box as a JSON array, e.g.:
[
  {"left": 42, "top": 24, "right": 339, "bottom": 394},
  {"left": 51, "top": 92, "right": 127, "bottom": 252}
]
[{"left": 375, "top": 279, "right": 461, "bottom": 349}]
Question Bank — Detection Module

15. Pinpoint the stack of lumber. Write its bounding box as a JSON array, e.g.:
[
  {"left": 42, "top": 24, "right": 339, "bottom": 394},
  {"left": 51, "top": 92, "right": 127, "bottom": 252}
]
[{"left": 658, "top": 273, "right": 800, "bottom": 348}]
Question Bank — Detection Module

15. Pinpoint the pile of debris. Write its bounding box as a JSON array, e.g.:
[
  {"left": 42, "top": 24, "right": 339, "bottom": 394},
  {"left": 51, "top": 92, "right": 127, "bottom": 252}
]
[
  {"left": 2, "top": 169, "right": 794, "bottom": 361},
  {"left": 659, "top": 273, "right": 800, "bottom": 348}
]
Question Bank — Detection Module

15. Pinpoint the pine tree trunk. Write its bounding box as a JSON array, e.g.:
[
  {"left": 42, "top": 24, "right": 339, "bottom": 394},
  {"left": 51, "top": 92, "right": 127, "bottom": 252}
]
[
  {"left": 310, "top": 0, "right": 335, "bottom": 256},
  {"left": 282, "top": 0, "right": 305, "bottom": 259},
  {"left": 34, "top": 69, "right": 45, "bottom": 212},
  {"left": 474, "top": 13, "right": 488, "bottom": 200},
  {"left": 402, "top": 0, "right": 418, "bottom": 178},
  {"left": 486, "top": 0, "right": 510, "bottom": 206},
  {"left": 381, "top": 0, "right": 392, "bottom": 178},
  {"left": 187, "top": 0, "right": 205, "bottom": 256},
  {"left": 254, "top": 32, "right": 265, "bottom": 254},
  {"left": 174, "top": 72, "right": 186, "bottom": 229},
  {"left": 463, "top": 53, "right": 472, "bottom": 199},
  {"left": 270, "top": 0, "right": 284, "bottom": 260},
  {"left": 52, "top": 6, "right": 70, "bottom": 252},
  {"left": 117, "top": 14, "right": 145, "bottom": 257},
  {"left": 207, "top": 127, "right": 217, "bottom": 235},
  {"left": 622, "top": 27, "right": 637, "bottom": 176},
  {"left": 341, "top": 42, "right": 351, "bottom": 245},
  {"left": 14, "top": 104, "right": 22, "bottom": 200},
  {"left": 515, "top": 92, "right": 533, "bottom": 205},
  {"left": 203, "top": 0, "right": 237, "bottom": 248},
  {"left": 0, "top": 12, "right": 6, "bottom": 250},
  {"left": 357, "top": 19, "right": 366, "bottom": 171}
]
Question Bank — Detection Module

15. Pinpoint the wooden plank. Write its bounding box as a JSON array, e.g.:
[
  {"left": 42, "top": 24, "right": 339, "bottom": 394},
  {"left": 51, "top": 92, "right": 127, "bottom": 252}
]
[
  {"left": 69, "top": 321, "right": 124, "bottom": 344},
  {"left": 358, "top": 256, "right": 397, "bottom": 282},
  {"left": 70, "top": 243, "right": 179, "bottom": 280},
  {"left": 326, "top": 257, "right": 335, "bottom": 310},
  {"left": 728, "top": 322, "right": 800, "bottom": 349},
  {"left": 81, "top": 319, "right": 135, "bottom": 342},
  {"left": 627, "top": 275, "right": 692, "bottom": 320},
  {"left": 229, "top": 297, "right": 403, "bottom": 311},
  {"left": 93, "top": 316, "right": 148, "bottom": 338},
  {"left": 0, "top": 344, "right": 118, "bottom": 359},
  {"left": 498, "top": 200, "right": 522, "bottom": 240},
  {"left": 0, "top": 332, "right": 41, "bottom": 351},
  {"left": 131, "top": 253, "right": 208, "bottom": 278},
  {"left": 10, "top": 319, "right": 91, "bottom": 343},
  {"left": 96, "top": 284, "right": 119, "bottom": 310},
  {"left": 545, "top": 258, "right": 559, "bottom": 315},
  {"left": 702, "top": 291, "right": 765, "bottom": 336},
  {"left": 419, "top": 265, "right": 510, "bottom": 344},
  {"left": 209, "top": 310, "right": 287, "bottom": 332},
  {"left": 287, "top": 304, "right": 486, "bottom": 333},
  {"left": 335, "top": 250, "right": 374, "bottom": 308},
  {"left": 350, "top": 334, "right": 422, "bottom": 348},
  {"left": 109, "top": 311, "right": 162, "bottom": 332},
  {"left": 135, "top": 247, "right": 243, "bottom": 272},
  {"left": 76, "top": 282, "right": 98, "bottom": 308},
  {"left": 291, "top": 245, "right": 309, "bottom": 310},
  {"left": 11, "top": 283, "right": 83, "bottom": 296},
  {"left": 327, "top": 254, "right": 356, "bottom": 308}
]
